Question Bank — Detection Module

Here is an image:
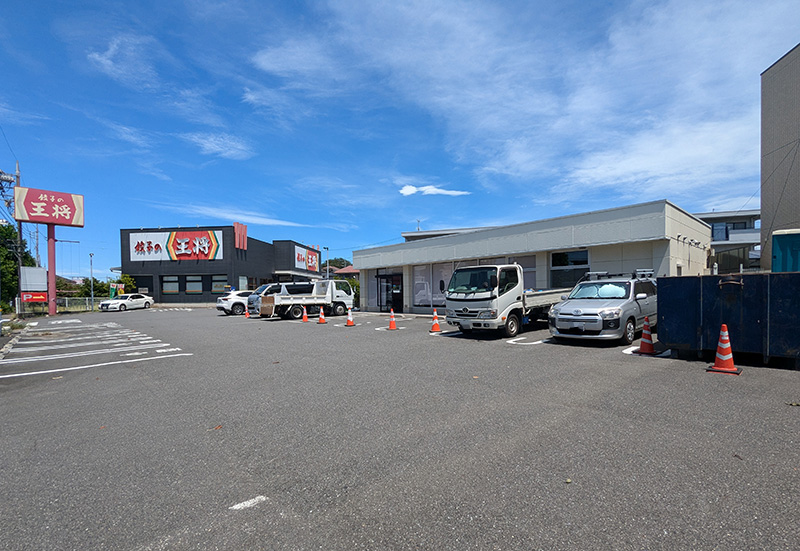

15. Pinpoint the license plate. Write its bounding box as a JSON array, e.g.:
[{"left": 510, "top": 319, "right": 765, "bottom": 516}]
[{"left": 572, "top": 322, "right": 585, "bottom": 330}]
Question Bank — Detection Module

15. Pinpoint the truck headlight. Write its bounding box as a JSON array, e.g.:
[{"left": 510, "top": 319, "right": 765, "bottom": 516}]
[
  {"left": 599, "top": 308, "right": 622, "bottom": 319},
  {"left": 478, "top": 310, "right": 497, "bottom": 319},
  {"left": 549, "top": 306, "right": 559, "bottom": 317},
  {"left": 445, "top": 309, "right": 456, "bottom": 317}
]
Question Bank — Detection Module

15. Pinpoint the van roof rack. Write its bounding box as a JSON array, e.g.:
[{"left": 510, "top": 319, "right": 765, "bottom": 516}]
[{"left": 579, "top": 270, "right": 654, "bottom": 282}]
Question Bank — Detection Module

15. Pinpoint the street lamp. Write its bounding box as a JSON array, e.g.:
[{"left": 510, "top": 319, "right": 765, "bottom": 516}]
[
  {"left": 89, "top": 253, "right": 94, "bottom": 311},
  {"left": 323, "top": 246, "right": 329, "bottom": 279}
]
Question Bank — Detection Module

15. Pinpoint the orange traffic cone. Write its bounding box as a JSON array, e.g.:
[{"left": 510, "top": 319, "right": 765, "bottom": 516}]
[
  {"left": 245, "top": 309, "right": 250, "bottom": 319},
  {"left": 707, "top": 324, "right": 741, "bottom": 375},
  {"left": 345, "top": 308, "right": 355, "bottom": 327},
  {"left": 318, "top": 308, "right": 327, "bottom": 324},
  {"left": 388, "top": 309, "right": 398, "bottom": 330},
  {"left": 636, "top": 316, "right": 655, "bottom": 354},
  {"left": 430, "top": 309, "right": 442, "bottom": 333},
  {"left": 302, "top": 306, "right": 309, "bottom": 323}
]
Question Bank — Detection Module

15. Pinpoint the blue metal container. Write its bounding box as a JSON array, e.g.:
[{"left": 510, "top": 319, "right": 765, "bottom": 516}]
[{"left": 658, "top": 273, "right": 800, "bottom": 362}]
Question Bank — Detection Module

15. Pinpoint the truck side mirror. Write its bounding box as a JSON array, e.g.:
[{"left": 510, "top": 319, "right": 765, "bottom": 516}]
[
  {"left": 490, "top": 275, "right": 498, "bottom": 289},
  {"left": 439, "top": 280, "right": 445, "bottom": 293}
]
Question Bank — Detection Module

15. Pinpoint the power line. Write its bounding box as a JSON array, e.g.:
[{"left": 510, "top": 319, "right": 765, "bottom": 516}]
[{"left": 0, "top": 124, "right": 17, "bottom": 161}]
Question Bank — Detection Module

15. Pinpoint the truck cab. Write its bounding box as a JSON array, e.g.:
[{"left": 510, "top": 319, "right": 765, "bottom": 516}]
[{"left": 443, "top": 264, "right": 525, "bottom": 337}]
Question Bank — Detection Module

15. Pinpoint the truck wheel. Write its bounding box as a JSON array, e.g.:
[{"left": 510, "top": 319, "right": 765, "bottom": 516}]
[
  {"left": 231, "top": 303, "right": 245, "bottom": 316},
  {"left": 332, "top": 303, "right": 346, "bottom": 316},
  {"left": 288, "top": 305, "right": 304, "bottom": 320},
  {"left": 622, "top": 318, "right": 636, "bottom": 345},
  {"left": 504, "top": 314, "right": 520, "bottom": 338}
]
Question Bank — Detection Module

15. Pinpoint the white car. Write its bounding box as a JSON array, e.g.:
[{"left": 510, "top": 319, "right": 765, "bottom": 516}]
[
  {"left": 216, "top": 290, "right": 253, "bottom": 315},
  {"left": 99, "top": 293, "right": 153, "bottom": 311}
]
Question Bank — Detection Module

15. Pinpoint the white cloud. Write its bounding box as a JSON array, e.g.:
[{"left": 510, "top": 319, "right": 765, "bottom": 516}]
[
  {"left": 251, "top": 37, "right": 353, "bottom": 94},
  {"left": 399, "top": 184, "right": 470, "bottom": 197},
  {"left": 180, "top": 132, "right": 255, "bottom": 160},
  {"left": 87, "top": 34, "right": 163, "bottom": 90},
  {"left": 152, "top": 202, "right": 306, "bottom": 227}
]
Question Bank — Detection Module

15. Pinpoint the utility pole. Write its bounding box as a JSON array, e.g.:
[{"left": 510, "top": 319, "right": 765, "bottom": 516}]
[
  {"left": 0, "top": 165, "right": 19, "bottom": 311},
  {"left": 15, "top": 162, "right": 21, "bottom": 311},
  {"left": 89, "top": 252, "right": 94, "bottom": 311}
]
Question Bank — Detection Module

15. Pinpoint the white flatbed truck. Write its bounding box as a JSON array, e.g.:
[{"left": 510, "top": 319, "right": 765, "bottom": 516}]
[
  {"left": 247, "top": 280, "right": 354, "bottom": 319},
  {"left": 443, "top": 264, "right": 569, "bottom": 337}
]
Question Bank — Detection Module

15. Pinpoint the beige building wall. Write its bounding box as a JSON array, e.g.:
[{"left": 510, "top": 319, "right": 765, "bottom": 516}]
[
  {"left": 761, "top": 43, "right": 800, "bottom": 270},
  {"left": 355, "top": 200, "right": 710, "bottom": 313}
]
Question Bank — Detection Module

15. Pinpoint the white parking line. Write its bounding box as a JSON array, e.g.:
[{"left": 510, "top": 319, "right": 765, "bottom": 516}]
[
  {"left": 0, "top": 353, "right": 194, "bottom": 379},
  {"left": 12, "top": 336, "right": 156, "bottom": 352},
  {"left": 229, "top": 496, "right": 267, "bottom": 510},
  {"left": 507, "top": 337, "right": 548, "bottom": 345},
  {"left": 0, "top": 342, "right": 171, "bottom": 364}
]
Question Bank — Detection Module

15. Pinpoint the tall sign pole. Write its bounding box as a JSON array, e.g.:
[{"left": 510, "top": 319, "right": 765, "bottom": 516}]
[{"left": 14, "top": 185, "right": 85, "bottom": 316}]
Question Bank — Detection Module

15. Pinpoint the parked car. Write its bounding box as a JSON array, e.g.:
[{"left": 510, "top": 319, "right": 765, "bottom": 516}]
[
  {"left": 99, "top": 293, "right": 153, "bottom": 311},
  {"left": 216, "top": 290, "right": 253, "bottom": 315},
  {"left": 548, "top": 271, "right": 657, "bottom": 344}
]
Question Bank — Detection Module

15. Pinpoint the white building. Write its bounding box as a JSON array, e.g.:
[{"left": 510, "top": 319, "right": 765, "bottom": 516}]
[{"left": 353, "top": 200, "right": 710, "bottom": 314}]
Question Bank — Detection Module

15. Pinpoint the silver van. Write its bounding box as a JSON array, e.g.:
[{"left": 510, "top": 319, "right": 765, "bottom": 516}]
[{"left": 548, "top": 271, "right": 657, "bottom": 344}]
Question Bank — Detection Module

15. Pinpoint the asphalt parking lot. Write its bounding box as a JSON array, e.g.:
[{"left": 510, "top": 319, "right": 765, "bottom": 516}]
[{"left": 1, "top": 308, "right": 798, "bottom": 550}]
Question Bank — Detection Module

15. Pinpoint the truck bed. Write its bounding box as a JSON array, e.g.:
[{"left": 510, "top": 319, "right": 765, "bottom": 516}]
[{"left": 523, "top": 288, "right": 569, "bottom": 308}]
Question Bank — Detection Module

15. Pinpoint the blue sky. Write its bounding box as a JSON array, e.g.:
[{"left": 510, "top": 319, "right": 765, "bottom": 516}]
[{"left": 0, "top": 0, "right": 797, "bottom": 279}]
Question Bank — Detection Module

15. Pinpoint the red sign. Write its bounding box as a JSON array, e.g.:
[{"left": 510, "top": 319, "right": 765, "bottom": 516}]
[
  {"left": 21, "top": 292, "right": 47, "bottom": 303},
  {"left": 14, "top": 187, "right": 85, "bottom": 227}
]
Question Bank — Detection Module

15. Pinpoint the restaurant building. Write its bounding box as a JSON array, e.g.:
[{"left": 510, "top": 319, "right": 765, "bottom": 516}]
[{"left": 120, "top": 223, "right": 323, "bottom": 303}]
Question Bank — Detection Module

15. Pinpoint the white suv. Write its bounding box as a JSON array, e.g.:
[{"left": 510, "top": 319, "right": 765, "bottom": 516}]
[
  {"left": 216, "top": 290, "right": 253, "bottom": 315},
  {"left": 548, "top": 271, "right": 657, "bottom": 344}
]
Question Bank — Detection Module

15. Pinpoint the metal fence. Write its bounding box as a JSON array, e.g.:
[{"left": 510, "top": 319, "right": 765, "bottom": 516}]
[{"left": 17, "top": 297, "right": 111, "bottom": 316}]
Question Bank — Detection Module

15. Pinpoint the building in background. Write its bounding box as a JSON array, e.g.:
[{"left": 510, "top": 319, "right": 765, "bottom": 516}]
[
  {"left": 120, "top": 224, "right": 323, "bottom": 303},
  {"left": 353, "top": 200, "right": 710, "bottom": 314},
  {"left": 761, "top": 42, "right": 800, "bottom": 270},
  {"left": 694, "top": 209, "right": 761, "bottom": 273}
]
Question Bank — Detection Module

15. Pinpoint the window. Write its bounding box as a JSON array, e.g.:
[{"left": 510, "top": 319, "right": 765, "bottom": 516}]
[
  {"left": 413, "top": 265, "right": 432, "bottom": 307},
  {"left": 186, "top": 275, "right": 203, "bottom": 294},
  {"left": 335, "top": 281, "right": 352, "bottom": 295},
  {"left": 498, "top": 268, "right": 519, "bottom": 296},
  {"left": 510, "top": 255, "right": 537, "bottom": 289},
  {"left": 432, "top": 263, "right": 453, "bottom": 306},
  {"left": 212, "top": 275, "right": 227, "bottom": 294},
  {"left": 634, "top": 281, "right": 657, "bottom": 297},
  {"left": 551, "top": 250, "right": 589, "bottom": 288},
  {"left": 162, "top": 276, "right": 179, "bottom": 294}
]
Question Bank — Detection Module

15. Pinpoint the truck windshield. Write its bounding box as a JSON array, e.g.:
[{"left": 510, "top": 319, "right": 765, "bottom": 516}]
[
  {"left": 568, "top": 281, "right": 630, "bottom": 299},
  {"left": 447, "top": 267, "right": 497, "bottom": 293}
]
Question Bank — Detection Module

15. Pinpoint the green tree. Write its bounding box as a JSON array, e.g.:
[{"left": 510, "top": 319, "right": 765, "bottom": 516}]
[
  {"left": 1, "top": 224, "right": 36, "bottom": 313},
  {"left": 117, "top": 273, "right": 138, "bottom": 293},
  {"left": 322, "top": 257, "right": 351, "bottom": 270},
  {"left": 77, "top": 277, "right": 109, "bottom": 298}
]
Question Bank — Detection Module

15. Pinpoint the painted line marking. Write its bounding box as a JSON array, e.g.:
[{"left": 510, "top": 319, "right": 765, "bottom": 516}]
[
  {"left": 507, "top": 337, "right": 547, "bottom": 345},
  {"left": 229, "top": 496, "right": 267, "bottom": 511},
  {"left": 0, "top": 342, "right": 171, "bottom": 364},
  {"left": 13, "top": 337, "right": 156, "bottom": 352},
  {"left": 156, "top": 348, "right": 182, "bottom": 353},
  {"left": 0, "top": 353, "right": 194, "bottom": 379},
  {"left": 374, "top": 327, "right": 406, "bottom": 331},
  {"left": 120, "top": 352, "right": 148, "bottom": 357}
]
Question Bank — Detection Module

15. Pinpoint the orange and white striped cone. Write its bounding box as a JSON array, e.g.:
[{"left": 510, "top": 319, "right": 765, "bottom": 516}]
[
  {"left": 245, "top": 309, "right": 250, "bottom": 319},
  {"left": 430, "top": 309, "right": 442, "bottom": 333},
  {"left": 706, "top": 324, "right": 741, "bottom": 375},
  {"left": 345, "top": 308, "right": 355, "bottom": 327},
  {"left": 388, "top": 309, "right": 398, "bottom": 330},
  {"left": 636, "top": 316, "right": 655, "bottom": 354},
  {"left": 318, "top": 308, "right": 327, "bottom": 324},
  {"left": 302, "top": 306, "right": 309, "bottom": 323}
]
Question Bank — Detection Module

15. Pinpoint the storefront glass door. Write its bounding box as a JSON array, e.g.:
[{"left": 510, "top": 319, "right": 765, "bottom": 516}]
[{"left": 377, "top": 274, "right": 403, "bottom": 313}]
